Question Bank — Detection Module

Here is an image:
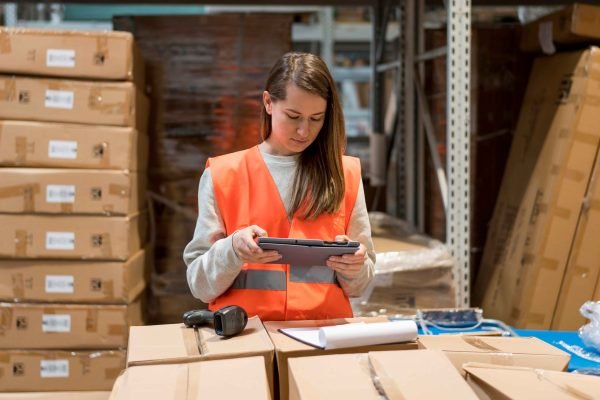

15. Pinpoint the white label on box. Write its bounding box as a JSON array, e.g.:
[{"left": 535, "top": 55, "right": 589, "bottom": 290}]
[
  {"left": 45, "top": 90, "right": 74, "bottom": 109},
  {"left": 42, "top": 314, "right": 71, "bottom": 333},
  {"left": 40, "top": 360, "right": 69, "bottom": 378},
  {"left": 45, "top": 232, "right": 75, "bottom": 250},
  {"left": 48, "top": 140, "right": 78, "bottom": 159},
  {"left": 46, "top": 185, "right": 76, "bottom": 203},
  {"left": 45, "top": 275, "right": 74, "bottom": 294},
  {"left": 46, "top": 49, "right": 76, "bottom": 68}
]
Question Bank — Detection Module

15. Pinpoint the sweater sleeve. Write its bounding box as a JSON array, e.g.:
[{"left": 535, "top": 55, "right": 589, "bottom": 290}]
[
  {"left": 335, "top": 179, "right": 376, "bottom": 297},
  {"left": 183, "top": 168, "right": 244, "bottom": 303}
]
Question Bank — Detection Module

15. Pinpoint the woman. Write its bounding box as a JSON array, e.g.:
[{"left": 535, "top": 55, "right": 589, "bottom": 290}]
[{"left": 184, "top": 52, "right": 375, "bottom": 321}]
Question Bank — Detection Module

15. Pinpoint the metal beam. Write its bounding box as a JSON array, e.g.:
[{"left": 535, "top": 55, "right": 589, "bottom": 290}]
[{"left": 446, "top": 0, "right": 471, "bottom": 308}]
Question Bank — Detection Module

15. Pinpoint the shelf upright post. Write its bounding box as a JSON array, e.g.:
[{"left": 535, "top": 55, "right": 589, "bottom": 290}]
[{"left": 446, "top": 0, "right": 471, "bottom": 307}]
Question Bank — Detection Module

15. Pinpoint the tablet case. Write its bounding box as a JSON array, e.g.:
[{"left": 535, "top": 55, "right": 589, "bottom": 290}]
[{"left": 257, "top": 238, "right": 359, "bottom": 266}]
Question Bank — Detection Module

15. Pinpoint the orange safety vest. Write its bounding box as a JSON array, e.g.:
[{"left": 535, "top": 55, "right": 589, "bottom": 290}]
[{"left": 206, "top": 145, "right": 361, "bottom": 321}]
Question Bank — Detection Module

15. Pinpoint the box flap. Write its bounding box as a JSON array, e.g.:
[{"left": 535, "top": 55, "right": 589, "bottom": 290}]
[
  {"left": 418, "top": 335, "right": 568, "bottom": 356},
  {"left": 288, "top": 350, "right": 478, "bottom": 400},
  {"left": 288, "top": 354, "right": 381, "bottom": 400},
  {"left": 464, "top": 362, "right": 600, "bottom": 399},
  {"left": 369, "top": 350, "right": 479, "bottom": 399},
  {"left": 127, "top": 316, "right": 272, "bottom": 366},
  {"left": 111, "top": 357, "right": 270, "bottom": 400}
]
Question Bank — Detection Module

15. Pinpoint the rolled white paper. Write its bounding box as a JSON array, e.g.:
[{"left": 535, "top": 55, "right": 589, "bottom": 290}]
[{"left": 317, "top": 320, "right": 418, "bottom": 349}]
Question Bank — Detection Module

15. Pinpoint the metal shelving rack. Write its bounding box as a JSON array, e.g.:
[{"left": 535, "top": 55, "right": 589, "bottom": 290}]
[
  {"left": 370, "top": 0, "right": 471, "bottom": 307},
  {"left": 3, "top": 0, "right": 473, "bottom": 307}
]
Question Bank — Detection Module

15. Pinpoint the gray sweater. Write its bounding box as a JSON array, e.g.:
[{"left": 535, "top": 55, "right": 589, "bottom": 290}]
[{"left": 183, "top": 149, "right": 375, "bottom": 303}]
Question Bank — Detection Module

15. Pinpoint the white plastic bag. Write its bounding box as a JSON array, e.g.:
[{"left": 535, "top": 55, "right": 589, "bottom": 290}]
[{"left": 579, "top": 301, "right": 600, "bottom": 352}]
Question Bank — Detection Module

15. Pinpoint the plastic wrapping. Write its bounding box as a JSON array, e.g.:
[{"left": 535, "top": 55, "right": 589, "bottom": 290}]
[
  {"left": 579, "top": 301, "right": 600, "bottom": 352},
  {"left": 352, "top": 212, "right": 457, "bottom": 317}
]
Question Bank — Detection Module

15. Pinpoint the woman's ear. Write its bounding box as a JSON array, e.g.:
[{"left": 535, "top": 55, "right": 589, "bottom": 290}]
[{"left": 263, "top": 91, "right": 272, "bottom": 115}]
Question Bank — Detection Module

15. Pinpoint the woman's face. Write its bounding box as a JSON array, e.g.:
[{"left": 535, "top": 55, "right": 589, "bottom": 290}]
[{"left": 263, "top": 83, "right": 327, "bottom": 156}]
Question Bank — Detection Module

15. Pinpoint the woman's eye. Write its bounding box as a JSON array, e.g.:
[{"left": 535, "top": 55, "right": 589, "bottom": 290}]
[
  {"left": 286, "top": 114, "right": 300, "bottom": 120},
  {"left": 311, "top": 117, "right": 323, "bottom": 122}
]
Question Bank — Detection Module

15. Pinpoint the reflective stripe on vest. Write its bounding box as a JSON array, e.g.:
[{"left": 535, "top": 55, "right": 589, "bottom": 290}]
[
  {"left": 230, "top": 266, "right": 337, "bottom": 289},
  {"left": 290, "top": 265, "right": 337, "bottom": 284},
  {"left": 231, "top": 270, "right": 286, "bottom": 290}
]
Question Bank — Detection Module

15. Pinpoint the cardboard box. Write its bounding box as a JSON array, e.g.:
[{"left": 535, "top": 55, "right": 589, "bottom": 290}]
[
  {"left": 475, "top": 48, "right": 600, "bottom": 328},
  {"left": 551, "top": 155, "right": 600, "bottom": 330},
  {"left": 288, "top": 350, "right": 478, "bottom": 400},
  {"left": 0, "top": 27, "right": 144, "bottom": 82},
  {"left": 464, "top": 362, "right": 600, "bottom": 399},
  {"left": 0, "top": 168, "right": 145, "bottom": 215},
  {"left": 0, "top": 76, "right": 148, "bottom": 130},
  {"left": 0, "top": 120, "right": 147, "bottom": 170},
  {"left": 0, "top": 212, "right": 147, "bottom": 260},
  {"left": 521, "top": 3, "right": 600, "bottom": 52},
  {"left": 126, "top": 317, "right": 275, "bottom": 398},
  {"left": 110, "top": 357, "right": 271, "bottom": 400},
  {"left": 0, "top": 300, "right": 142, "bottom": 349},
  {"left": 263, "top": 318, "right": 419, "bottom": 400},
  {"left": 0, "top": 349, "right": 125, "bottom": 391},
  {"left": 418, "top": 335, "right": 570, "bottom": 374},
  {"left": 0, "top": 392, "right": 110, "bottom": 399},
  {"left": 0, "top": 248, "right": 147, "bottom": 303}
]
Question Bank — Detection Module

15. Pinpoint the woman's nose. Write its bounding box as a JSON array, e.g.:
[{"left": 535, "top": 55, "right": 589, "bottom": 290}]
[{"left": 297, "top": 119, "right": 309, "bottom": 136}]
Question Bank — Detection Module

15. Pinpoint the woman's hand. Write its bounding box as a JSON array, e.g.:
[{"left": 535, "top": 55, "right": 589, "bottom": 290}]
[
  {"left": 232, "top": 225, "right": 282, "bottom": 264},
  {"left": 326, "top": 234, "right": 367, "bottom": 279}
]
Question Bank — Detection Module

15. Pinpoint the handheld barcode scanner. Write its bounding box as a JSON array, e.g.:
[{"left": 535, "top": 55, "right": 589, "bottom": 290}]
[{"left": 182, "top": 305, "right": 248, "bottom": 337}]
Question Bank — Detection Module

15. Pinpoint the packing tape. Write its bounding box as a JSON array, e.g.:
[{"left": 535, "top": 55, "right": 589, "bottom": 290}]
[
  {"left": 98, "top": 142, "right": 109, "bottom": 168},
  {"left": 45, "top": 79, "right": 70, "bottom": 91},
  {"left": 364, "top": 354, "right": 397, "bottom": 400},
  {"left": 105, "top": 367, "right": 122, "bottom": 380},
  {"left": 0, "top": 308, "right": 12, "bottom": 336},
  {"left": 462, "top": 337, "right": 501, "bottom": 352},
  {"left": 60, "top": 203, "right": 73, "bottom": 213},
  {"left": 11, "top": 273, "right": 25, "bottom": 300},
  {"left": 107, "top": 323, "right": 125, "bottom": 336},
  {"left": 14, "top": 230, "right": 28, "bottom": 257},
  {"left": 88, "top": 87, "right": 128, "bottom": 116},
  {"left": 175, "top": 364, "right": 191, "bottom": 400},
  {"left": 0, "top": 30, "right": 11, "bottom": 54},
  {"left": 109, "top": 184, "right": 129, "bottom": 198},
  {"left": 96, "top": 35, "right": 109, "bottom": 66},
  {"left": 15, "top": 136, "right": 27, "bottom": 164},
  {"left": 100, "top": 233, "right": 113, "bottom": 259},
  {"left": 550, "top": 164, "right": 586, "bottom": 182},
  {"left": 525, "top": 312, "right": 546, "bottom": 326},
  {"left": 0, "top": 184, "right": 39, "bottom": 212},
  {"left": 182, "top": 327, "right": 200, "bottom": 356},
  {"left": 86, "top": 308, "right": 98, "bottom": 333},
  {"left": 0, "top": 77, "right": 17, "bottom": 102},
  {"left": 540, "top": 258, "right": 559, "bottom": 271},
  {"left": 102, "top": 280, "right": 115, "bottom": 300},
  {"left": 489, "top": 353, "right": 515, "bottom": 366}
]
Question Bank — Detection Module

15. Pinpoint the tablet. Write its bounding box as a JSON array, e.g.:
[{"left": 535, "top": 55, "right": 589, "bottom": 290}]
[{"left": 257, "top": 237, "right": 359, "bottom": 266}]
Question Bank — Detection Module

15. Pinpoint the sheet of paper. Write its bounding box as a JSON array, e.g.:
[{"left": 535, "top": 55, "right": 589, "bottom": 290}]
[{"left": 280, "top": 320, "right": 417, "bottom": 350}]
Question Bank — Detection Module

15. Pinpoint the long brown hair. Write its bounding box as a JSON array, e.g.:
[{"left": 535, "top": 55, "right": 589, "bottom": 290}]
[{"left": 260, "top": 52, "right": 346, "bottom": 220}]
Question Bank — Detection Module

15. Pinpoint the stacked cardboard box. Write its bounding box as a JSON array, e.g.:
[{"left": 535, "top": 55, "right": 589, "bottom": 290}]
[
  {"left": 474, "top": 4, "right": 600, "bottom": 330},
  {"left": 0, "top": 28, "right": 148, "bottom": 392}
]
